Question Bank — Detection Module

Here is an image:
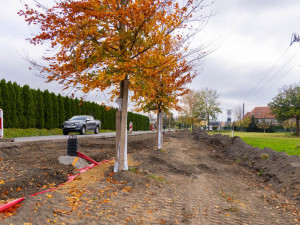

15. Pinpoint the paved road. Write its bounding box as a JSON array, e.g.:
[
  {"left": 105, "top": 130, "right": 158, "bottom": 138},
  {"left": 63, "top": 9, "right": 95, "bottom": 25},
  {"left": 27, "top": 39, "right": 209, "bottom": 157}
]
[{"left": 11, "top": 130, "right": 155, "bottom": 143}]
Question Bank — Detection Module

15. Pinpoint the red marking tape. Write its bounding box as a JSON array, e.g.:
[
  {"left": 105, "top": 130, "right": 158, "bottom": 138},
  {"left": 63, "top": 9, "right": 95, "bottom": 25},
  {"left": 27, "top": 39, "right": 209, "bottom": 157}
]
[
  {"left": 0, "top": 197, "right": 25, "bottom": 212},
  {"left": 0, "top": 157, "right": 111, "bottom": 213},
  {"left": 77, "top": 151, "right": 99, "bottom": 165}
]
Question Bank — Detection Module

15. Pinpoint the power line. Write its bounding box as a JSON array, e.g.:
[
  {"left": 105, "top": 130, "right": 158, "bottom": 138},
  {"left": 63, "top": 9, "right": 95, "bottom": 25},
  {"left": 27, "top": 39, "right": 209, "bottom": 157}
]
[
  {"left": 250, "top": 65, "right": 296, "bottom": 103},
  {"left": 244, "top": 45, "right": 290, "bottom": 101},
  {"left": 246, "top": 50, "right": 299, "bottom": 103}
]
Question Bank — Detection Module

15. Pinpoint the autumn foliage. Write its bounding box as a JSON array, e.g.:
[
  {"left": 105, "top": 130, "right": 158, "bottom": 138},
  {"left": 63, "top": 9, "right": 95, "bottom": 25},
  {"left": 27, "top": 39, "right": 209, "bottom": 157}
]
[{"left": 19, "top": 0, "right": 208, "bottom": 111}]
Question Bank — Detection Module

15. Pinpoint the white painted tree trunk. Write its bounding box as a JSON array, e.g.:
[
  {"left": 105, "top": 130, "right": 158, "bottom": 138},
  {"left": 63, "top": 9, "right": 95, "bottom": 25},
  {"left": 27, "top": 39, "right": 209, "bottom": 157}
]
[
  {"left": 114, "top": 122, "right": 128, "bottom": 172},
  {"left": 157, "top": 111, "right": 163, "bottom": 150},
  {"left": 114, "top": 80, "right": 129, "bottom": 172}
]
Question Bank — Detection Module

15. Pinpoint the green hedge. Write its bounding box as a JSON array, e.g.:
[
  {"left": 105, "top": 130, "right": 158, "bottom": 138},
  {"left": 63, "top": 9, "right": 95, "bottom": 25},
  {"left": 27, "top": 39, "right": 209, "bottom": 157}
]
[{"left": 0, "top": 79, "right": 149, "bottom": 130}]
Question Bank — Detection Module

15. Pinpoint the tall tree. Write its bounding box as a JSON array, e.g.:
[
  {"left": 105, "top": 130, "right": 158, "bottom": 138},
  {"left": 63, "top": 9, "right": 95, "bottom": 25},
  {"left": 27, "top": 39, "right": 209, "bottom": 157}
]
[
  {"left": 64, "top": 97, "right": 71, "bottom": 120},
  {"left": 57, "top": 94, "right": 65, "bottom": 126},
  {"left": 131, "top": 39, "right": 204, "bottom": 149},
  {"left": 51, "top": 93, "right": 59, "bottom": 128},
  {"left": 43, "top": 90, "right": 53, "bottom": 129},
  {"left": 20, "top": 0, "right": 212, "bottom": 171},
  {"left": 181, "top": 90, "right": 202, "bottom": 129},
  {"left": 194, "top": 88, "right": 222, "bottom": 128},
  {"left": 74, "top": 98, "right": 81, "bottom": 115},
  {"left": 246, "top": 114, "right": 258, "bottom": 132},
  {"left": 13, "top": 82, "right": 23, "bottom": 128},
  {"left": 35, "top": 89, "right": 45, "bottom": 129},
  {"left": 234, "top": 105, "right": 243, "bottom": 123},
  {"left": 7, "top": 81, "right": 17, "bottom": 128},
  {"left": 31, "top": 89, "right": 37, "bottom": 127},
  {"left": 0, "top": 79, "right": 11, "bottom": 127},
  {"left": 22, "top": 85, "right": 35, "bottom": 128},
  {"left": 268, "top": 84, "right": 300, "bottom": 136},
  {"left": 234, "top": 104, "right": 244, "bottom": 131},
  {"left": 70, "top": 98, "right": 77, "bottom": 118}
]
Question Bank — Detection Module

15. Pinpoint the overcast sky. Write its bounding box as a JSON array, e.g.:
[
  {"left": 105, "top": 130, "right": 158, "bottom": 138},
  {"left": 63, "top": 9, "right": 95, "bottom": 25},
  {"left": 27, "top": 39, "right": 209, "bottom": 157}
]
[{"left": 0, "top": 0, "right": 300, "bottom": 121}]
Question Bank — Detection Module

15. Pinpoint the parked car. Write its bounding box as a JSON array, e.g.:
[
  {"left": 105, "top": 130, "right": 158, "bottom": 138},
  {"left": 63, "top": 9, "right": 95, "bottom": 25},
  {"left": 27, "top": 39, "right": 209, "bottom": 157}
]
[{"left": 62, "top": 115, "right": 101, "bottom": 135}]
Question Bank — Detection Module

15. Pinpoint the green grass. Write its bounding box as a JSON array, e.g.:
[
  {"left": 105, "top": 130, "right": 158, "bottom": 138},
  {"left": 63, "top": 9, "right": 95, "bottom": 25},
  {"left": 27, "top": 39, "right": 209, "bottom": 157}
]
[
  {"left": 208, "top": 131, "right": 300, "bottom": 157},
  {"left": 2, "top": 128, "right": 115, "bottom": 138},
  {"left": 148, "top": 174, "right": 166, "bottom": 183}
]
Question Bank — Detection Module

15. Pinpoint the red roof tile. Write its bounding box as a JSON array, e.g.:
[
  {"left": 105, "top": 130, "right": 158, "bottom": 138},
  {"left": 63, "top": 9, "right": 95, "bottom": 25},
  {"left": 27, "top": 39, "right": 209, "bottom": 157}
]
[{"left": 249, "top": 107, "right": 276, "bottom": 119}]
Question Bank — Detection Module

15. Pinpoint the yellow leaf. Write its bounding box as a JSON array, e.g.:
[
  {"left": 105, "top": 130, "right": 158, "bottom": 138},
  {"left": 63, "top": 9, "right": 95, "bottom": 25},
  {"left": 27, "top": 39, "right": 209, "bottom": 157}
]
[
  {"left": 0, "top": 180, "right": 4, "bottom": 184},
  {"left": 46, "top": 193, "right": 53, "bottom": 198}
]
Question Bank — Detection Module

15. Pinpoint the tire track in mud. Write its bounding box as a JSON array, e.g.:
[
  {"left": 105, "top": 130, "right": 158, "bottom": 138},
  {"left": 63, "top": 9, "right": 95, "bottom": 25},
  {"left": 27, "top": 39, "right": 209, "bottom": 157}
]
[
  {"left": 2, "top": 132, "right": 299, "bottom": 224},
  {"left": 159, "top": 133, "right": 299, "bottom": 225}
]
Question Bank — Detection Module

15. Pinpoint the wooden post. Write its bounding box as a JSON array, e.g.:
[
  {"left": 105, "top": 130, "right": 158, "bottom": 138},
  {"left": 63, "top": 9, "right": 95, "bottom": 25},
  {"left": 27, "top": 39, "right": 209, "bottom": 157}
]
[{"left": 118, "top": 79, "right": 129, "bottom": 171}]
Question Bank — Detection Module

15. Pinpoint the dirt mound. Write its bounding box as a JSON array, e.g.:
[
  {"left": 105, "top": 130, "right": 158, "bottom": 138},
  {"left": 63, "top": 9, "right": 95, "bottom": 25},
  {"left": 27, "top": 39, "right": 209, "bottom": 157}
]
[{"left": 193, "top": 128, "right": 300, "bottom": 204}]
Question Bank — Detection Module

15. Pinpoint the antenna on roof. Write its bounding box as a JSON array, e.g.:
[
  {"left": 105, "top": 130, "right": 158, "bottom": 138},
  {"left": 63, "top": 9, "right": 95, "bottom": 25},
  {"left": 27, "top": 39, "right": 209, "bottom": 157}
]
[{"left": 290, "top": 33, "right": 300, "bottom": 46}]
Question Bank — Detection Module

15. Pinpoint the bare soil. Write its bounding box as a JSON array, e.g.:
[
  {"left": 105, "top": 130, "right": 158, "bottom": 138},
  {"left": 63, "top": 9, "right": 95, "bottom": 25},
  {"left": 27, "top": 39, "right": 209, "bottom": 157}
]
[{"left": 1, "top": 131, "right": 299, "bottom": 224}]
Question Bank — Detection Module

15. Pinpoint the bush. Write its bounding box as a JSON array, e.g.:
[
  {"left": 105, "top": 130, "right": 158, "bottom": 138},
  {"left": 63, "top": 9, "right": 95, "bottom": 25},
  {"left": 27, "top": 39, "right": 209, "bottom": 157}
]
[{"left": 0, "top": 79, "right": 149, "bottom": 130}]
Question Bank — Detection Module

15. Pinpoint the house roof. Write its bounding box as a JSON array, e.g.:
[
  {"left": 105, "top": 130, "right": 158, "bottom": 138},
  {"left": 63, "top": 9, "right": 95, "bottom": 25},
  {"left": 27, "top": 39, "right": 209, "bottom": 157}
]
[
  {"left": 208, "top": 121, "right": 220, "bottom": 126},
  {"left": 245, "top": 107, "right": 276, "bottom": 119}
]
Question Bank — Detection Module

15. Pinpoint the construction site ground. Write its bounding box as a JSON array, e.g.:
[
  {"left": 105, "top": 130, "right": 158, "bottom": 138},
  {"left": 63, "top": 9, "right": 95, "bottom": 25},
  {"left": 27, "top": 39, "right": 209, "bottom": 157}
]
[{"left": 0, "top": 131, "right": 299, "bottom": 224}]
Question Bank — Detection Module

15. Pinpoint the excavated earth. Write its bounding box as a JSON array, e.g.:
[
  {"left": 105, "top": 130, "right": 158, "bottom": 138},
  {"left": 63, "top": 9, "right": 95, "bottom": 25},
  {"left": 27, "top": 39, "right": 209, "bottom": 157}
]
[
  {"left": 0, "top": 130, "right": 299, "bottom": 224},
  {"left": 192, "top": 128, "right": 300, "bottom": 204},
  {"left": 0, "top": 134, "right": 156, "bottom": 200}
]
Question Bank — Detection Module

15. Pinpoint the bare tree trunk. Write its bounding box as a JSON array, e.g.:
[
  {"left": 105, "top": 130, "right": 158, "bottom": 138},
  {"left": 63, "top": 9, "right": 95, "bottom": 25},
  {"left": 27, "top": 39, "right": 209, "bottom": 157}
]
[
  {"left": 157, "top": 110, "right": 163, "bottom": 150},
  {"left": 114, "top": 80, "right": 129, "bottom": 172}
]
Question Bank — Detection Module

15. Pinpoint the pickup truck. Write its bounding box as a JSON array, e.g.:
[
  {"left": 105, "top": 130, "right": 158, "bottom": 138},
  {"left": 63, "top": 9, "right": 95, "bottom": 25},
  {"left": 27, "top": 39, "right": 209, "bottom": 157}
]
[{"left": 62, "top": 115, "right": 101, "bottom": 135}]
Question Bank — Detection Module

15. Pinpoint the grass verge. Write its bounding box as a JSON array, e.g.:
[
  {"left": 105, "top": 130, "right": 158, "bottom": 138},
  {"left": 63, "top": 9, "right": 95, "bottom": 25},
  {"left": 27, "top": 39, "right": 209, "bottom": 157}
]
[
  {"left": 208, "top": 131, "right": 300, "bottom": 157},
  {"left": 2, "top": 128, "right": 115, "bottom": 138}
]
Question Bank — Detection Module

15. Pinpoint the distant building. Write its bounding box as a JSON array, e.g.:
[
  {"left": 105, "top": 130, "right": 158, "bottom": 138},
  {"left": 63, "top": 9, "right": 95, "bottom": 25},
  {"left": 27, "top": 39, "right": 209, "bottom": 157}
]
[
  {"left": 226, "top": 109, "right": 232, "bottom": 126},
  {"left": 208, "top": 121, "right": 221, "bottom": 130},
  {"left": 244, "top": 107, "right": 276, "bottom": 124}
]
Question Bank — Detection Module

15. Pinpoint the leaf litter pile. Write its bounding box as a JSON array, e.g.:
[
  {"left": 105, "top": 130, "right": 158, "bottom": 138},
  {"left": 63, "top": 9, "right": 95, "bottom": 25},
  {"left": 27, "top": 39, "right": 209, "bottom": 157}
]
[{"left": 1, "top": 131, "right": 300, "bottom": 224}]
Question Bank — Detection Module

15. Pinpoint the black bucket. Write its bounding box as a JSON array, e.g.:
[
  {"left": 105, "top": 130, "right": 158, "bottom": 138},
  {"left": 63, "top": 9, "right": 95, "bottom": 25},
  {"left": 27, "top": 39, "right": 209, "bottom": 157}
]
[{"left": 67, "top": 135, "right": 78, "bottom": 156}]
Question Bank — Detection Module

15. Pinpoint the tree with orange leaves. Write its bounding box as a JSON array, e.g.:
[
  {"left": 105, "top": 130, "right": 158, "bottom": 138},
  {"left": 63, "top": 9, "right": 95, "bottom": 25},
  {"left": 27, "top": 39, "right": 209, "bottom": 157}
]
[
  {"left": 130, "top": 13, "right": 210, "bottom": 149},
  {"left": 132, "top": 46, "right": 193, "bottom": 149},
  {"left": 19, "top": 0, "right": 212, "bottom": 171}
]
